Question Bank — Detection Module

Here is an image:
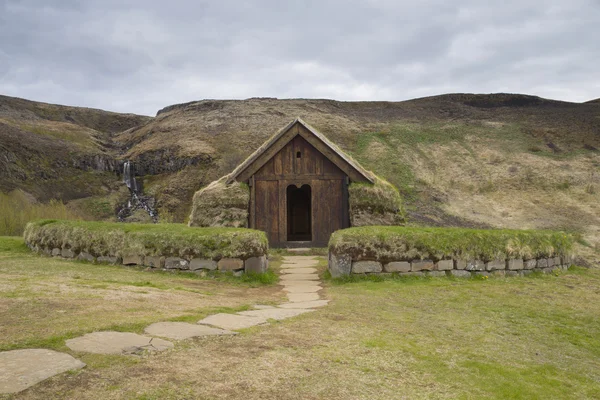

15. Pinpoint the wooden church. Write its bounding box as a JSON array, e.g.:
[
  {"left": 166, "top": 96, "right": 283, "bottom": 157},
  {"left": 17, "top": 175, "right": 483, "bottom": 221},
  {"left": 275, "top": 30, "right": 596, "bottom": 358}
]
[{"left": 225, "top": 118, "right": 373, "bottom": 247}]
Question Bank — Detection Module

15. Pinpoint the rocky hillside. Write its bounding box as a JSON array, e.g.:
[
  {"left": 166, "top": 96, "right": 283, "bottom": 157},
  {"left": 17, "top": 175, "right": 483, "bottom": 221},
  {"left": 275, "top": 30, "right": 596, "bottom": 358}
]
[
  {"left": 0, "top": 95, "right": 150, "bottom": 215},
  {"left": 2, "top": 93, "right": 600, "bottom": 251}
]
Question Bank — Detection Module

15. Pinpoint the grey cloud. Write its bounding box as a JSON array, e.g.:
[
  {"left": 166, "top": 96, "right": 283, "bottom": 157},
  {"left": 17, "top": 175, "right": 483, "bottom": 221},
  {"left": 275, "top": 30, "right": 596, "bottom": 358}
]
[{"left": 0, "top": 0, "right": 598, "bottom": 115}]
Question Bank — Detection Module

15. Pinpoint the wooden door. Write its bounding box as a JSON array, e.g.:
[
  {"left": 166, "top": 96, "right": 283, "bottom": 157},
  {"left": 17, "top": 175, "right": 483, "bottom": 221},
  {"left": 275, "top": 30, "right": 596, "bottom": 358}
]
[
  {"left": 311, "top": 179, "right": 345, "bottom": 246},
  {"left": 254, "top": 180, "right": 280, "bottom": 246}
]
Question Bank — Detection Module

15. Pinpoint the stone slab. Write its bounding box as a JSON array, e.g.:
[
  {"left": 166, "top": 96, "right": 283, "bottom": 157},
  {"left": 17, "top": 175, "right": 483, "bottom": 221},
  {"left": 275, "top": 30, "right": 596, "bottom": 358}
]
[
  {"left": 411, "top": 260, "right": 434, "bottom": 271},
  {"left": 123, "top": 255, "right": 144, "bottom": 265},
  {"left": 144, "top": 256, "right": 164, "bottom": 268},
  {"left": 449, "top": 270, "right": 471, "bottom": 278},
  {"left": 189, "top": 258, "right": 217, "bottom": 271},
  {"left": 52, "top": 248, "right": 61, "bottom": 257},
  {"left": 465, "top": 260, "right": 485, "bottom": 271},
  {"left": 280, "top": 267, "right": 318, "bottom": 274},
  {"left": 278, "top": 300, "right": 329, "bottom": 309},
  {"left": 282, "top": 261, "right": 319, "bottom": 269},
  {"left": 66, "top": 331, "right": 173, "bottom": 355},
  {"left": 165, "top": 257, "right": 189, "bottom": 270},
  {"left": 524, "top": 259, "right": 537, "bottom": 270},
  {"left": 237, "top": 308, "right": 314, "bottom": 321},
  {"left": 286, "top": 292, "right": 321, "bottom": 302},
  {"left": 537, "top": 258, "right": 548, "bottom": 268},
  {"left": 287, "top": 248, "right": 312, "bottom": 253},
  {"left": 0, "top": 349, "right": 85, "bottom": 394},
  {"left": 144, "top": 322, "right": 235, "bottom": 340},
  {"left": 399, "top": 272, "right": 425, "bottom": 277},
  {"left": 508, "top": 259, "right": 524, "bottom": 270},
  {"left": 427, "top": 271, "right": 446, "bottom": 277},
  {"left": 552, "top": 257, "right": 561, "bottom": 267},
  {"left": 61, "top": 248, "right": 75, "bottom": 258},
  {"left": 245, "top": 256, "right": 268, "bottom": 273},
  {"left": 283, "top": 256, "right": 317, "bottom": 262},
  {"left": 352, "top": 261, "right": 382, "bottom": 274},
  {"left": 436, "top": 260, "right": 454, "bottom": 271},
  {"left": 198, "top": 313, "right": 268, "bottom": 330},
  {"left": 384, "top": 261, "right": 411, "bottom": 273},
  {"left": 253, "top": 305, "right": 277, "bottom": 310},
  {"left": 97, "top": 256, "right": 119, "bottom": 264},
  {"left": 454, "top": 259, "right": 467, "bottom": 270},
  {"left": 218, "top": 258, "right": 244, "bottom": 271},
  {"left": 280, "top": 274, "right": 320, "bottom": 281},
  {"left": 328, "top": 253, "right": 351, "bottom": 277},
  {"left": 486, "top": 259, "right": 506, "bottom": 271},
  {"left": 282, "top": 285, "right": 322, "bottom": 293}
]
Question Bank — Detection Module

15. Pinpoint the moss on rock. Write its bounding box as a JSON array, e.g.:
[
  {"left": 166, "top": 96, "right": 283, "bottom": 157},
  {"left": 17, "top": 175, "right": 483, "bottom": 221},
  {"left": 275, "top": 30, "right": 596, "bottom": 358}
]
[
  {"left": 349, "top": 177, "right": 405, "bottom": 226},
  {"left": 188, "top": 176, "right": 249, "bottom": 228}
]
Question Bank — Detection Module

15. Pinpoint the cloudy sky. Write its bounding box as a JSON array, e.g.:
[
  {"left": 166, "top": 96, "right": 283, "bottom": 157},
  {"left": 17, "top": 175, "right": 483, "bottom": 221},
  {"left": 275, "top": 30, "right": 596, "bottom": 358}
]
[{"left": 0, "top": 0, "right": 598, "bottom": 115}]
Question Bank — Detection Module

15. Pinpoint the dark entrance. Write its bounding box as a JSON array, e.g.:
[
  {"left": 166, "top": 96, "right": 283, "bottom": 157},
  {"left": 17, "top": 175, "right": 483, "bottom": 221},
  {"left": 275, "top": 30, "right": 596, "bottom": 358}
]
[{"left": 287, "top": 184, "right": 312, "bottom": 241}]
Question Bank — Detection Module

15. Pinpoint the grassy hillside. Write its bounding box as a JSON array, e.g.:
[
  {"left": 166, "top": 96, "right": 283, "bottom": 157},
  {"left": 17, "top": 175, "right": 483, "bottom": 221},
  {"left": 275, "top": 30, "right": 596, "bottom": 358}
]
[
  {"left": 115, "top": 94, "right": 600, "bottom": 250},
  {"left": 0, "top": 95, "right": 150, "bottom": 229},
  {"left": 2, "top": 93, "right": 600, "bottom": 256}
]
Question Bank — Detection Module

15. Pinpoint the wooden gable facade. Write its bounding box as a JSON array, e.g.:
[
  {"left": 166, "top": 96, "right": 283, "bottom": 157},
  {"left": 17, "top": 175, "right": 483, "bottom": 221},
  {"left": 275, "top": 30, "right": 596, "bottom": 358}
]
[{"left": 228, "top": 119, "right": 373, "bottom": 247}]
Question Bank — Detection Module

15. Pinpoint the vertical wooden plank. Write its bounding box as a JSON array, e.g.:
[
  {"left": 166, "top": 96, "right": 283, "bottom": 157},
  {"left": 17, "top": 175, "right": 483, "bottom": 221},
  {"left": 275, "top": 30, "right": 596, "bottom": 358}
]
[
  {"left": 255, "top": 180, "right": 280, "bottom": 246},
  {"left": 315, "top": 148, "right": 323, "bottom": 176},
  {"left": 278, "top": 180, "right": 287, "bottom": 244},
  {"left": 249, "top": 176, "right": 256, "bottom": 228},
  {"left": 342, "top": 177, "right": 349, "bottom": 228},
  {"left": 293, "top": 136, "right": 301, "bottom": 174},
  {"left": 303, "top": 139, "right": 314, "bottom": 174},
  {"left": 310, "top": 179, "right": 319, "bottom": 244},
  {"left": 282, "top": 140, "right": 294, "bottom": 176},
  {"left": 274, "top": 150, "right": 283, "bottom": 176}
]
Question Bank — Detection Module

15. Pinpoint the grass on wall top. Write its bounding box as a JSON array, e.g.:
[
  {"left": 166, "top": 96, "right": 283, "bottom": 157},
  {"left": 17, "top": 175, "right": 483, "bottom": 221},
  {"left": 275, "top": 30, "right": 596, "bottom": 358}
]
[
  {"left": 24, "top": 220, "right": 268, "bottom": 260},
  {"left": 329, "top": 226, "right": 574, "bottom": 262}
]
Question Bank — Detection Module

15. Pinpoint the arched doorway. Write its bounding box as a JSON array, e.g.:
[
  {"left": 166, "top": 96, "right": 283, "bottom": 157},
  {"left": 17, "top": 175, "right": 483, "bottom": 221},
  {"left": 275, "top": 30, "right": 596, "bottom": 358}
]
[{"left": 287, "top": 184, "right": 312, "bottom": 242}]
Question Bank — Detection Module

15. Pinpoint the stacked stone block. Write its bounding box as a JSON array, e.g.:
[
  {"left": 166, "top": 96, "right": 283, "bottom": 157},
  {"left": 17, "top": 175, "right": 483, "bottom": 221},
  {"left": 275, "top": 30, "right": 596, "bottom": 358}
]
[
  {"left": 31, "top": 245, "right": 268, "bottom": 275},
  {"left": 329, "top": 253, "right": 573, "bottom": 278}
]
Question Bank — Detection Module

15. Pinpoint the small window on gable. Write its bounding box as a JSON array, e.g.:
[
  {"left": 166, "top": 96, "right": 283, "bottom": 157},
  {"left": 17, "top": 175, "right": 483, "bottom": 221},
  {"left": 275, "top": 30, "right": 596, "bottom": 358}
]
[{"left": 296, "top": 151, "right": 302, "bottom": 158}]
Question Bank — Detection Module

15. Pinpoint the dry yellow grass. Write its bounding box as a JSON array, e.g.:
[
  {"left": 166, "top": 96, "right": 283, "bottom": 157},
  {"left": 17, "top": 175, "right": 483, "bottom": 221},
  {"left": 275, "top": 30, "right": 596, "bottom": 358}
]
[{"left": 7, "top": 250, "right": 600, "bottom": 399}]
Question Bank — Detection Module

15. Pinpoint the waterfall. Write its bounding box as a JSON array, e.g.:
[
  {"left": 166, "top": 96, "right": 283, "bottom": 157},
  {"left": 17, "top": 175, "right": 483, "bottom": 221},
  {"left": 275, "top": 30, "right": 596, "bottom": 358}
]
[
  {"left": 118, "top": 161, "right": 158, "bottom": 223},
  {"left": 123, "top": 161, "right": 138, "bottom": 193}
]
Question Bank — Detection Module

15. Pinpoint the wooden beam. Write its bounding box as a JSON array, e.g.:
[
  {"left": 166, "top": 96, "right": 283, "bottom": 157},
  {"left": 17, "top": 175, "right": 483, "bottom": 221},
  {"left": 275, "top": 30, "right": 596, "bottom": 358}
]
[
  {"left": 255, "top": 174, "right": 345, "bottom": 182},
  {"left": 235, "top": 124, "right": 299, "bottom": 183}
]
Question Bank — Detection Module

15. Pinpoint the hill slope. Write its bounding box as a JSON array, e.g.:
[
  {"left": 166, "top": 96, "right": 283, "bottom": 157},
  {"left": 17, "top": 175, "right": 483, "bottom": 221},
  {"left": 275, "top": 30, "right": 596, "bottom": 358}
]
[
  {"left": 0, "top": 95, "right": 150, "bottom": 205},
  {"left": 116, "top": 94, "right": 600, "bottom": 235},
  {"left": 2, "top": 93, "right": 600, "bottom": 251}
]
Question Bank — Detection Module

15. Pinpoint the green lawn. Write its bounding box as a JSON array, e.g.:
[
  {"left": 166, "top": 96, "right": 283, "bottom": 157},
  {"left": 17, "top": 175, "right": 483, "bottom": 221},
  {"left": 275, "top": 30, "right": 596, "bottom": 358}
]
[{"left": 2, "top": 237, "right": 600, "bottom": 399}]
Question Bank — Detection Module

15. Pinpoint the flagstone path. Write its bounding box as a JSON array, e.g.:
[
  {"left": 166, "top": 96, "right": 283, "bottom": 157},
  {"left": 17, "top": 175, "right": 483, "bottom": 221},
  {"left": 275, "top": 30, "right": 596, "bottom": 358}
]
[{"left": 0, "top": 255, "right": 328, "bottom": 394}]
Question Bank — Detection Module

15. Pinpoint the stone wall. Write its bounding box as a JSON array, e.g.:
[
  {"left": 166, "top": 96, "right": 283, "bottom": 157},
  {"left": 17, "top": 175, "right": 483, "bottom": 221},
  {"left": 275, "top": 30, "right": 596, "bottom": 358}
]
[
  {"left": 32, "top": 245, "right": 268, "bottom": 276},
  {"left": 329, "top": 252, "right": 573, "bottom": 278}
]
